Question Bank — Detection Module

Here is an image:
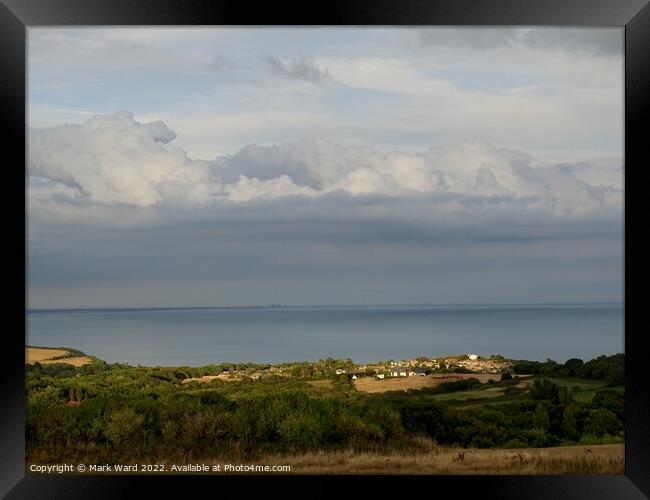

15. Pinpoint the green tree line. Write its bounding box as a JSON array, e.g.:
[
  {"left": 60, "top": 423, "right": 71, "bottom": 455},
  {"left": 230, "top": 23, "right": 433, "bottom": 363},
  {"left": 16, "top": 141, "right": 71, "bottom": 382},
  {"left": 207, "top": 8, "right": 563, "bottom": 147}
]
[{"left": 25, "top": 354, "right": 624, "bottom": 463}]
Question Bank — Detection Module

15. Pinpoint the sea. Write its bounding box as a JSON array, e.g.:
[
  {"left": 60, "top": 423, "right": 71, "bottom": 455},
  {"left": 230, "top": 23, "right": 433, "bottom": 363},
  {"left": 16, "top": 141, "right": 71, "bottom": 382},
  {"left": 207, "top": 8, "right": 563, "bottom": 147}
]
[{"left": 26, "top": 304, "right": 624, "bottom": 367}]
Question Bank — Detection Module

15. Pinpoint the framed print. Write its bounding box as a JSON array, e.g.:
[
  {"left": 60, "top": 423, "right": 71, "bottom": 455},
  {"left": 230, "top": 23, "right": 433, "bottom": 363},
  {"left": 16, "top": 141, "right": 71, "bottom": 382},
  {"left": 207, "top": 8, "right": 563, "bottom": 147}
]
[{"left": 2, "top": 0, "right": 648, "bottom": 497}]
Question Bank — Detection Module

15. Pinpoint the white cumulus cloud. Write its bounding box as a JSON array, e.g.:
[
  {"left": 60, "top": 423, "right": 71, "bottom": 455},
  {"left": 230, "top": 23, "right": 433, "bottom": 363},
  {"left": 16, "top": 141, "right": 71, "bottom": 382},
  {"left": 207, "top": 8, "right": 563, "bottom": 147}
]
[
  {"left": 28, "top": 112, "right": 623, "bottom": 226},
  {"left": 29, "top": 111, "right": 217, "bottom": 207}
]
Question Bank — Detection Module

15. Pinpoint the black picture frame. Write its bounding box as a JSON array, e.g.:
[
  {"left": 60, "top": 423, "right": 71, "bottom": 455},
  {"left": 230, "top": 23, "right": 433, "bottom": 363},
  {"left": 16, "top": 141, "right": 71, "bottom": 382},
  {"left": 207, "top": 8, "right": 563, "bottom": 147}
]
[{"left": 2, "top": 0, "right": 647, "bottom": 497}]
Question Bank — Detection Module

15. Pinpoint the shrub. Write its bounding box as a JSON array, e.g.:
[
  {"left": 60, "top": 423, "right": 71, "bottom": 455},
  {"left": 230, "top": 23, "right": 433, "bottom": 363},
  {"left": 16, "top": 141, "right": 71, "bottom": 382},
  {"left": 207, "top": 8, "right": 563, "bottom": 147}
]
[
  {"left": 583, "top": 409, "right": 622, "bottom": 437},
  {"left": 104, "top": 408, "right": 145, "bottom": 445},
  {"left": 522, "top": 428, "right": 556, "bottom": 447}
]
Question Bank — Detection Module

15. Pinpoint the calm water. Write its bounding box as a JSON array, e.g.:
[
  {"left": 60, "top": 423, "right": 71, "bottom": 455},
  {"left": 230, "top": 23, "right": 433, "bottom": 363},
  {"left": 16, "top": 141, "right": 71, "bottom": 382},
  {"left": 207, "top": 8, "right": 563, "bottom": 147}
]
[{"left": 26, "top": 304, "right": 624, "bottom": 366}]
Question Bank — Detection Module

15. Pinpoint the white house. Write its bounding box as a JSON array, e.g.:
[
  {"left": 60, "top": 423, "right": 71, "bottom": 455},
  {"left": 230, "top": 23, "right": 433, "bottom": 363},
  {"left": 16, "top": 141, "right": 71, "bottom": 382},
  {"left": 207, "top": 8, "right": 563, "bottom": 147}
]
[
  {"left": 375, "top": 373, "right": 385, "bottom": 379},
  {"left": 390, "top": 367, "right": 418, "bottom": 377},
  {"left": 468, "top": 354, "right": 479, "bottom": 361},
  {"left": 335, "top": 368, "right": 346, "bottom": 375}
]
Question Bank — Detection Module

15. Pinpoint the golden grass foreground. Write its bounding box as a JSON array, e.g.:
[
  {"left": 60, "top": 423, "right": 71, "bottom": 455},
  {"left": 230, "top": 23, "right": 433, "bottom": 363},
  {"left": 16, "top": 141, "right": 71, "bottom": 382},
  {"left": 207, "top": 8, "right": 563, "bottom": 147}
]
[
  {"left": 27, "top": 444, "right": 622, "bottom": 475},
  {"left": 277, "top": 444, "right": 624, "bottom": 474}
]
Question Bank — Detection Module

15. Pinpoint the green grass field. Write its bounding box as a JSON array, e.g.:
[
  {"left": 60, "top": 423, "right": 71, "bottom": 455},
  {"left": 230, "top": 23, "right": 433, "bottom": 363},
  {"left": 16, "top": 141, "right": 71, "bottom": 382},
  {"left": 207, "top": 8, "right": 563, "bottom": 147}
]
[
  {"left": 545, "top": 378, "right": 624, "bottom": 403},
  {"left": 545, "top": 377, "right": 606, "bottom": 389},
  {"left": 426, "top": 376, "right": 623, "bottom": 408},
  {"left": 432, "top": 387, "right": 505, "bottom": 402}
]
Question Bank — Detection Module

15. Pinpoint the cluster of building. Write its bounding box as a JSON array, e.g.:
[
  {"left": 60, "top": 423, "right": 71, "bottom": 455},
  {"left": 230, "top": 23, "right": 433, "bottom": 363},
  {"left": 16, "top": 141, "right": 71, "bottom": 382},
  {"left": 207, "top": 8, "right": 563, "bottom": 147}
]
[
  {"left": 361, "top": 353, "right": 510, "bottom": 378},
  {"left": 454, "top": 356, "right": 508, "bottom": 373},
  {"left": 388, "top": 366, "right": 428, "bottom": 377},
  {"left": 210, "top": 353, "right": 510, "bottom": 381}
]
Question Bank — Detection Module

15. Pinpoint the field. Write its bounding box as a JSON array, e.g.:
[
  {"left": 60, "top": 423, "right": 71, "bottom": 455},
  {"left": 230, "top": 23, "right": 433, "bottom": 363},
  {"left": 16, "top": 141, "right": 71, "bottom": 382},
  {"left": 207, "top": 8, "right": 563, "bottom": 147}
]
[
  {"left": 26, "top": 348, "right": 69, "bottom": 362},
  {"left": 353, "top": 373, "right": 500, "bottom": 393},
  {"left": 432, "top": 386, "right": 506, "bottom": 402},
  {"left": 270, "top": 443, "right": 624, "bottom": 475},
  {"left": 25, "top": 347, "right": 92, "bottom": 367},
  {"left": 412, "top": 376, "right": 621, "bottom": 406},
  {"left": 539, "top": 377, "right": 623, "bottom": 403}
]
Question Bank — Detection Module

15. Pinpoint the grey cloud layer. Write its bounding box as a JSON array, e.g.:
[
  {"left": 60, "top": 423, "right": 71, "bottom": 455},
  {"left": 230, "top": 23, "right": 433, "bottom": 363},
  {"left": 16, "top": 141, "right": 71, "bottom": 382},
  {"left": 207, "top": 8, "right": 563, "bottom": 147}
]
[
  {"left": 260, "top": 55, "right": 331, "bottom": 83},
  {"left": 25, "top": 29, "right": 625, "bottom": 309},
  {"left": 416, "top": 27, "right": 623, "bottom": 55},
  {"left": 28, "top": 112, "right": 622, "bottom": 226}
]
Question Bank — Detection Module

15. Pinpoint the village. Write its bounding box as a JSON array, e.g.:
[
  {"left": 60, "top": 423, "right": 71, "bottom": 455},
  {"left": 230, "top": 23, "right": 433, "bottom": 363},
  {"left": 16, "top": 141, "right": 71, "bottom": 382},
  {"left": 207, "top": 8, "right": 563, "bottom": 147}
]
[
  {"left": 178, "top": 352, "right": 513, "bottom": 386},
  {"left": 347, "top": 353, "right": 511, "bottom": 380}
]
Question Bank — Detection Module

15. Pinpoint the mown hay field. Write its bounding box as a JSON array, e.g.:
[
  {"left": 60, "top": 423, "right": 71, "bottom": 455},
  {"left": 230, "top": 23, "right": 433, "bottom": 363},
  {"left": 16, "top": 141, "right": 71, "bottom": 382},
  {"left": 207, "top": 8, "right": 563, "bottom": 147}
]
[
  {"left": 353, "top": 373, "right": 500, "bottom": 393},
  {"left": 25, "top": 347, "right": 92, "bottom": 367}
]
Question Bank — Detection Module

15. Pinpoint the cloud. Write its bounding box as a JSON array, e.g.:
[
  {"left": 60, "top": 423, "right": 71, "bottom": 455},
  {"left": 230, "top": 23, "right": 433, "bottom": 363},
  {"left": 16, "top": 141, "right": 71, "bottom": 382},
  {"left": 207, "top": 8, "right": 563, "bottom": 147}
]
[
  {"left": 29, "top": 111, "right": 216, "bottom": 207},
  {"left": 260, "top": 55, "right": 331, "bottom": 83},
  {"left": 416, "top": 27, "right": 623, "bottom": 55},
  {"left": 28, "top": 112, "right": 622, "bottom": 228},
  {"left": 28, "top": 28, "right": 623, "bottom": 165}
]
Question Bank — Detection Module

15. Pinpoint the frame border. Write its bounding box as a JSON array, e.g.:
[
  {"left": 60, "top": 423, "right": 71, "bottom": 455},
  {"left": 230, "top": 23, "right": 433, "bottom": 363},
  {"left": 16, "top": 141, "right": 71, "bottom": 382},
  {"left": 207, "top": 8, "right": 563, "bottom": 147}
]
[{"left": 3, "top": 0, "right": 647, "bottom": 497}]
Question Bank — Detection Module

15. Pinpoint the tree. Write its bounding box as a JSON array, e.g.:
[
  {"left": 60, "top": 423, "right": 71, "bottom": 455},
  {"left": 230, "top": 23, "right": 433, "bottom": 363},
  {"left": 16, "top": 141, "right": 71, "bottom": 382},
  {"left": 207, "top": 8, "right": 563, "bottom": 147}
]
[
  {"left": 583, "top": 409, "right": 621, "bottom": 437},
  {"left": 563, "top": 358, "right": 584, "bottom": 376},
  {"left": 530, "top": 379, "right": 560, "bottom": 403},
  {"left": 104, "top": 408, "right": 145, "bottom": 445},
  {"left": 591, "top": 389, "right": 624, "bottom": 420},
  {"left": 558, "top": 386, "right": 573, "bottom": 405},
  {"left": 604, "top": 364, "right": 624, "bottom": 386},
  {"left": 533, "top": 403, "right": 550, "bottom": 431},
  {"left": 512, "top": 361, "right": 541, "bottom": 375},
  {"left": 523, "top": 428, "right": 553, "bottom": 447},
  {"left": 561, "top": 407, "right": 577, "bottom": 439},
  {"left": 539, "top": 359, "right": 560, "bottom": 376}
]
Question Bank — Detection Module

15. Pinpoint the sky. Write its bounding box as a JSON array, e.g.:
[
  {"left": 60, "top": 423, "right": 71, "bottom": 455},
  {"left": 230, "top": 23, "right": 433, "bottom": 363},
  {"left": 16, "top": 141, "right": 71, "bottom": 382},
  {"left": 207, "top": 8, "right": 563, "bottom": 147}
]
[{"left": 26, "top": 27, "right": 624, "bottom": 309}]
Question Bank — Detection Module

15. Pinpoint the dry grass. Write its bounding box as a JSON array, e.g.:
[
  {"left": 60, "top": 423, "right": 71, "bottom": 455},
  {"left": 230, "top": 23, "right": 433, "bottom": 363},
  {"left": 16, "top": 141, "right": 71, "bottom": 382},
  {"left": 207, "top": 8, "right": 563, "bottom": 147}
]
[
  {"left": 40, "top": 357, "right": 93, "bottom": 367},
  {"left": 181, "top": 375, "right": 243, "bottom": 384},
  {"left": 26, "top": 444, "right": 623, "bottom": 475},
  {"left": 26, "top": 348, "right": 70, "bottom": 363},
  {"left": 267, "top": 444, "right": 624, "bottom": 475},
  {"left": 181, "top": 375, "right": 221, "bottom": 384},
  {"left": 354, "top": 373, "right": 499, "bottom": 393},
  {"left": 25, "top": 347, "right": 92, "bottom": 367}
]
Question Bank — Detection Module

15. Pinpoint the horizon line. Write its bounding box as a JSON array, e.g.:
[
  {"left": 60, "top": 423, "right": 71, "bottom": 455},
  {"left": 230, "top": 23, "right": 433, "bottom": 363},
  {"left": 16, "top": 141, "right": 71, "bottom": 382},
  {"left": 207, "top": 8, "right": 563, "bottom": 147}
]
[{"left": 25, "top": 301, "right": 624, "bottom": 313}]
